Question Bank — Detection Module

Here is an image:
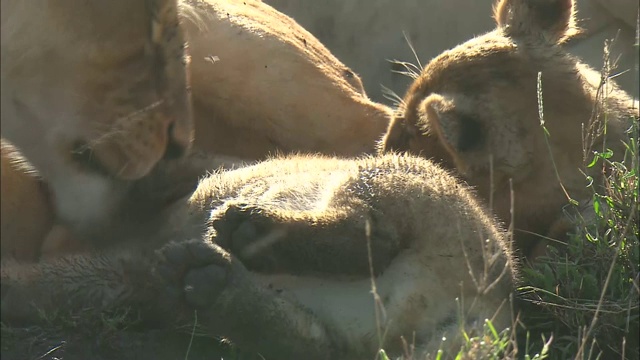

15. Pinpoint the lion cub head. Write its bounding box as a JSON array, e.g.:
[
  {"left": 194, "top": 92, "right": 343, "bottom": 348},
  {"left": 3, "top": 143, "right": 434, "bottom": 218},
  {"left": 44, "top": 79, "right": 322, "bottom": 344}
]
[
  {"left": 381, "top": 0, "right": 638, "bottom": 255},
  {"left": 2, "top": 0, "right": 193, "bottom": 231}
]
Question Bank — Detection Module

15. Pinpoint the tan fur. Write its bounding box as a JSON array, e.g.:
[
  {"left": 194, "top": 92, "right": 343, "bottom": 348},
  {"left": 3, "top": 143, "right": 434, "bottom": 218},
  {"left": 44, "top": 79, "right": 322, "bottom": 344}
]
[
  {"left": 0, "top": 139, "right": 98, "bottom": 261},
  {"left": 39, "top": 225, "right": 87, "bottom": 260},
  {"left": 381, "top": 0, "right": 638, "bottom": 257},
  {"left": 182, "top": 0, "right": 392, "bottom": 160},
  {"left": 0, "top": 144, "right": 245, "bottom": 261},
  {"left": 1, "top": 0, "right": 193, "bottom": 234},
  {"left": 1, "top": 0, "right": 391, "bottom": 263},
  {"left": 1, "top": 0, "right": 390, "bottom": 247},
  {"left": 1, "top": 154, "right": 516, "bottom": 359},
  {"left": 0, "top": 140, "right": 54, "bottom": 261}
]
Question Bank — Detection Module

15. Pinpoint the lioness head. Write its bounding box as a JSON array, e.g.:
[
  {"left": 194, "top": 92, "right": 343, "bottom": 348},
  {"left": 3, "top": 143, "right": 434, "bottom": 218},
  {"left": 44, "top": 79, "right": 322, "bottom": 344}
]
[
  {"left": 1, "top": 0, "right": 193, "bottom": 230},
  {"left": 381, "top": 0, "right": 637, "bottom": 255}
]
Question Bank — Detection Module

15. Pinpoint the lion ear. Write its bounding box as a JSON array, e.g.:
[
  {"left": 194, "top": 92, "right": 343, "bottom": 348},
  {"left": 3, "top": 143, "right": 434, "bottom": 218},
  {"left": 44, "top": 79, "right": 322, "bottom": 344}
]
[
  {"left": 493, "top": 0, "right": 579, "bottom": 44},
  {"left": 422, "top": 94, "right": 484, "bottom": 156}
]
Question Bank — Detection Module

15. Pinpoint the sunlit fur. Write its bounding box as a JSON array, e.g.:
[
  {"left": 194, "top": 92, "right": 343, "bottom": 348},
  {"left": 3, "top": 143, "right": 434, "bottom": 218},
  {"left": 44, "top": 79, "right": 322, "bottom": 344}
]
[{"left": 381, "top": 0, "right": 638, "bottom": 257}]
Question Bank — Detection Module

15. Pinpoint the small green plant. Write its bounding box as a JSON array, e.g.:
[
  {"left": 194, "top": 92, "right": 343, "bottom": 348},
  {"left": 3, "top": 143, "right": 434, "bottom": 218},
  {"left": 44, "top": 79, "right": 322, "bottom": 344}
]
[
  {"left": 516, "top": 35, "right": 639, "bottom": 359},
  {"left": 518, "top": 119, "right": 638, "bottom": 359},
  {"left": 408, "top": 319, "right": 551, "bottom": 360}
]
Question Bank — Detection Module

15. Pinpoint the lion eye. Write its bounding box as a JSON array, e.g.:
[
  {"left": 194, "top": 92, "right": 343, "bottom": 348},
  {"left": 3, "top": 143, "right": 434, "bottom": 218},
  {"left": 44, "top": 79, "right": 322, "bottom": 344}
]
[
  {"left": 70, "top": 140, "right": 111, "bottom": 177},
  {"left": 457, "top": 115, "right": 484, "bottom": 152}
]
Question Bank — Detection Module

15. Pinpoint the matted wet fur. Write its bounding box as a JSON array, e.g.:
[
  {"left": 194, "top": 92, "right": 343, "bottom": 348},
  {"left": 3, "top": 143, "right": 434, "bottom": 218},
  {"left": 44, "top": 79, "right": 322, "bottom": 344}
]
[
  {"left": 2, "top": 154, "right": 516, "bottom": 359},
  {"left": 381, "top": 0, "right": 638, "bottom": 257}
]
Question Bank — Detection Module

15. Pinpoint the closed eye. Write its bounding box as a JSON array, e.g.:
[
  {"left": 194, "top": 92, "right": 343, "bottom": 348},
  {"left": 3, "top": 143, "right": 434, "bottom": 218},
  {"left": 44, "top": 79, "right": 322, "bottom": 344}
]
[
  {"left": 457, "top": 114, "right": 484, "bottom": 152},
  {"left": 71, "top": 140, "right": 111, "bottom": 177}
]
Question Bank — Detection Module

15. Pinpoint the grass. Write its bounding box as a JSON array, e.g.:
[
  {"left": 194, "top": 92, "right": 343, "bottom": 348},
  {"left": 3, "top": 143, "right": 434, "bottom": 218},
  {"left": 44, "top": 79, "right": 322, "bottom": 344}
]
[
  {"left": 0, "top": 307, "right": 237, "bottom": 360},
  {"left": 517, "top": 105, "right": 638, "bottom": 360},
  {"left": 514, "top": 32, "right": 638, "bottom": 360},
  {"left": 419, "top": 35, "right": 639, "bottom": 360}
]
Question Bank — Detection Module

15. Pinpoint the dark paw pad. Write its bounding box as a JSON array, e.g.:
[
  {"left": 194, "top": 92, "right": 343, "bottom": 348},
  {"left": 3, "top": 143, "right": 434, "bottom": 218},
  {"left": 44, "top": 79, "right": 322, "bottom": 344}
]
[
  {"left": 183, "top": 264, "right": 228, "bottom": 308},
  {"left": 154, "top": 239, "right": 232, "bottom": 308},
  {"left": 212, "top": 204, "right": 288, "bottom": 263}
]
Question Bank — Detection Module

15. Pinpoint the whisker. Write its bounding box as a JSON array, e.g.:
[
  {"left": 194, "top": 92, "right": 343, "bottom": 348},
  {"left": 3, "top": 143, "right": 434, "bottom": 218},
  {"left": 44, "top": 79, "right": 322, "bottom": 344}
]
[
  {"left": 402, "top": 30, "right": 423, "bottom": 70},
  {"left": 380, "top": 84, "right": 405, "bottom": 109},
  {"left": 86, "top": 100, "right": 166, "bottom": 147},
  {"left": 387, "top": 59, "right": 421, "bottom": 79}
]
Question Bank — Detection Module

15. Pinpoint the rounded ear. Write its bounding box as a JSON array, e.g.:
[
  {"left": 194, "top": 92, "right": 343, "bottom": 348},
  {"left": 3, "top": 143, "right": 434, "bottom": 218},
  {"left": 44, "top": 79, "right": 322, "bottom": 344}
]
[
  {"left": 423, "top": 94, "right": 484, "bottom": 156},
  {"left": 493, "top": 0, "right": 579, "bottom": 44},
  {"left": 423, "top": 94, "right": 459, "bottom": 157}
]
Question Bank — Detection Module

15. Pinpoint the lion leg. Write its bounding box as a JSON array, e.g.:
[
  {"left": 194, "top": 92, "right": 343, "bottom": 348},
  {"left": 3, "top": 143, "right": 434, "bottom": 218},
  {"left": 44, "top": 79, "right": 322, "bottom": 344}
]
[
  {"left": 157, "top": 239, "right": 338, "bottom": 360},
  {"left": 211, "top": 202, "right": 403, "bottom": 276},
  {"left": 1, "top": 238, "right": 337, "bottom": 359},
  {"left": 0, "top": 248, "right": 174, "bottom": 324},
  {"left": 0, "top": 238, "right": 226, "bottom": 325},
  {"left": 247, "top": 249, "right": 512, "bottom": 357}
]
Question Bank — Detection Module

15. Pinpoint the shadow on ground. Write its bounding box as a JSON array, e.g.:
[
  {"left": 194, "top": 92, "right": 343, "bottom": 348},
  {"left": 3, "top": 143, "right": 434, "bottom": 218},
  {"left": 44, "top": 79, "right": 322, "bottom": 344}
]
[{"left": 1, "top": 324, "right": 242, "bottom": 360}]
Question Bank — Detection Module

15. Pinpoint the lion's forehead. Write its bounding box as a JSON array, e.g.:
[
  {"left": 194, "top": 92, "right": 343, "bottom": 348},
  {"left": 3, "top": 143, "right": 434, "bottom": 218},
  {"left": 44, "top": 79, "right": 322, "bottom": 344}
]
[{"left": 423, "top": 34, "right": 527, "bottom": 92}]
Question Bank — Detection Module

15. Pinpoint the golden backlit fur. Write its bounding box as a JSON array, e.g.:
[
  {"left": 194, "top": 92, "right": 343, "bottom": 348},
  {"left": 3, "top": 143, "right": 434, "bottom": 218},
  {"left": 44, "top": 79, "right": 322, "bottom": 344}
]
[
  {"left": 381, "top": 0, "right": 638, "bottom": 256},
  {"left": 2, "top": 154, "right": 516, "bottom": 359},
  {"left": 183, "top": 0, "right": 392, "bottom": 160}
]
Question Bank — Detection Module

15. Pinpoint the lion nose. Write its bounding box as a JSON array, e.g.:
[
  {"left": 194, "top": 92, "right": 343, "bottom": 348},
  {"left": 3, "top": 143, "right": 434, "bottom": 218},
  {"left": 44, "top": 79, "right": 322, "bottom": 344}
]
[{"left": 162, "top": 120, "right": 191, "bottom": 160}]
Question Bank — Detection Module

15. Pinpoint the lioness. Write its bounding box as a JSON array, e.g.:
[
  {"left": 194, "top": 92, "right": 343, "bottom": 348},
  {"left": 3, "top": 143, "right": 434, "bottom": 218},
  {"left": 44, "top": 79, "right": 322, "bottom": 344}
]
[
  {"left": 184, "top": 0, "right": 392, "bottom": 160},
  {"left": 2, "top": 154, "right": 516, "bottom": 359},
  {"left": 2, "top": 0, "right": 392, "bottom": 258},
  {"left": 0, "top": 141, "right": 244, "bottom": 261},
  {"left": 1, "top": 0, "right": 194, "bottom": 237},
  {"left": 381, "top": 0, "right": 638, "bottom": 256}
]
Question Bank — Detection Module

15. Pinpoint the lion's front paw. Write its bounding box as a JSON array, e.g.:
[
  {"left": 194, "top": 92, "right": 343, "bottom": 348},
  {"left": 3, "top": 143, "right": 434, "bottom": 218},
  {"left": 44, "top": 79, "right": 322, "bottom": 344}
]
[
  {"left": 211, "top": 204, "right": 288, "bottom": 271},
  {"left": 153, "top": 239, "right": 237, "bottom": 309}
]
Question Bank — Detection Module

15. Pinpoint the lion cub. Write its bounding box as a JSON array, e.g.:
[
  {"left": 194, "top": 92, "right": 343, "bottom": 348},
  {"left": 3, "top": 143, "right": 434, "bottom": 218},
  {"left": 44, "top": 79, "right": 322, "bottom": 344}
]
[
  {"left": 2, "top": 154, "right": 516, "bottom": 359},
  {"left": 382, "top": 0, "right": 638, "bottom": 257}
]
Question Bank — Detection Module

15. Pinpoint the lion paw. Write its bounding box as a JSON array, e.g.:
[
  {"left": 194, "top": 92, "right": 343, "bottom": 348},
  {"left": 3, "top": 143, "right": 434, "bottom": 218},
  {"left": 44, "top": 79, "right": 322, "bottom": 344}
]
[
  {"left": 211, "top": 204, "right": 288, "bottom": 270},
  {"left": 153, "top": 239, "right": 235, "bottom": 309}
]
